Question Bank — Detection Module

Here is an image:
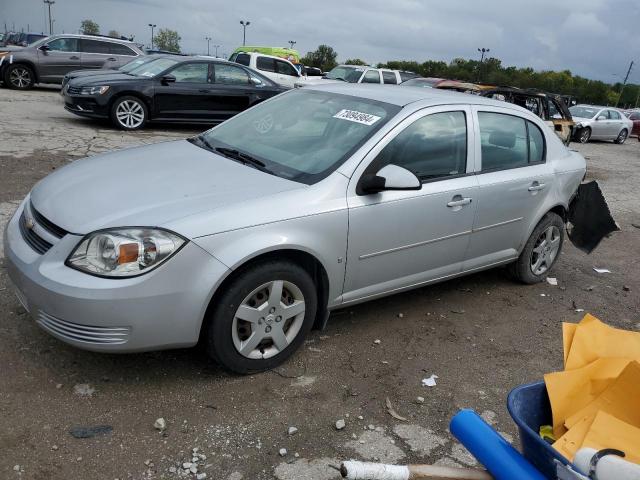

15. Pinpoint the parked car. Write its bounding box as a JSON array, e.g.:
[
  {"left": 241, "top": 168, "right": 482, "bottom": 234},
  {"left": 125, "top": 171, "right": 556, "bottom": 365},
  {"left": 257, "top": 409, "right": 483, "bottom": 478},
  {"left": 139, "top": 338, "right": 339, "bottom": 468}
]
[
  {"left": 0, "top": 33, "right": 145, "bottom": 89},
  {"left": 400, "top": 77, "right": 442, "bottom": 88},
  {"left": 622, "top": 110, "right": 640, "bottom": 138},
  {"left": 303, "top": 66, "right": 323, "bottom": 77},
  {"left": 230, "top": 51, "right": 301, "bottom": 88},
  {"left": 0, "top": 32, "right": 20, "bottom": 47},
  {"left": 480, "top": 87, "right": 575, "bottom": 146},
  {"left": 5, "top": 85, "right": 586, "bottom": 373},
  {"left": 14, "top": 32, "right": 48, "bottom": 47},
  {"left": 61, "top": 54, "right": 163, "bottom": 90},
  {"left": 296, "top": 65, "right": 417, "bottom": 87},
  {"left": 63, "top": 56, "right": 285, "bottom": 129},
  {"left": 569, "top": 105, "right": 633, "bottom": 144}
]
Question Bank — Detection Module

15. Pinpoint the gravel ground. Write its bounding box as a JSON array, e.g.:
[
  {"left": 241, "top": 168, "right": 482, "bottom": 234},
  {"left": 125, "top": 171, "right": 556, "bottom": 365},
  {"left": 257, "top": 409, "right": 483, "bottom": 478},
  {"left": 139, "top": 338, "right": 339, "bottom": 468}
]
[{"left": 1, "top": 87, "right": 639, "bottom": 480}]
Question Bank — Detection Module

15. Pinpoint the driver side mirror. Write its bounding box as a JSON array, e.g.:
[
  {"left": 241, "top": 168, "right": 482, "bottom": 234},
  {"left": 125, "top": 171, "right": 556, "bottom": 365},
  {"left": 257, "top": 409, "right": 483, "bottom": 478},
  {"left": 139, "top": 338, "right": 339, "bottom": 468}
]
[
  {"left": 39, "top": 44, "right": 50, "bottom": 53},
  {"left": 596, "top": 115, "right": 607, "bottom": 121},
  {"left": 359, "top": 164, "right": 421, "bottom": 195},
  {"left": 161, "top": 74, "right": 176, "bottom": 85},
  {"left": 250, "top": 76, "right": 263, "bottom": 86}
]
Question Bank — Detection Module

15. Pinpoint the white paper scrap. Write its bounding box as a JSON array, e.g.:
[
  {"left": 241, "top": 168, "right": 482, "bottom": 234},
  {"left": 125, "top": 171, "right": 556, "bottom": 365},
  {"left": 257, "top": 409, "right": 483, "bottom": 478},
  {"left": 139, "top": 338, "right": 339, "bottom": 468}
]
[{"left": 422, "top": 374, "right": 438, "bottom": 387}]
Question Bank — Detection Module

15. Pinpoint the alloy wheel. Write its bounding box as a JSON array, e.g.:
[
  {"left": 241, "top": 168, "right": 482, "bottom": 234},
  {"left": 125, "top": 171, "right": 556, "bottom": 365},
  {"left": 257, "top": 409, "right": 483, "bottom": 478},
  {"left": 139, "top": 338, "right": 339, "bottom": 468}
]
[
  {"left": 530, "top": 225, "right": 561, "bottom": 275},
  {"left": 579, "top": 129, "right": 591, "bottom": 143},
  {"left": 115, "top": 99, "right": 145, "bottom": 129},
  {"left": 232, "top": 280, "right": 306, "bottom": 360},
  {"left": 10, "top": 67, "right": 31, "bottom": 88},
  {"left": 616, "top": 130, "right": 627, "bottom": 144}
]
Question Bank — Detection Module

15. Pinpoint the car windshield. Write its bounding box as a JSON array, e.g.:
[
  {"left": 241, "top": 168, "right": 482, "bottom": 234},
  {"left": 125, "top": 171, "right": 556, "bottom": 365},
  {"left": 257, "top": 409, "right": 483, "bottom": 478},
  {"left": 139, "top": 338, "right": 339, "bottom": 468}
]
[
  {"left": 324, "top": 66, "right": 365, "bottom": 83},
  {"left": 128, "top": 58, "right": 179, "bottom": 77},
  {"left": 119, "top": 57, "right": 153, "bottom": 73},
  {"left": 570, "top": 106, "right": 600, "bottom": 119},
  {"left": 198, "top": 89, "right": 400, "bottom": 184},
  {"left": 29, "top": 36, "right": 50, "bottom": 47}
]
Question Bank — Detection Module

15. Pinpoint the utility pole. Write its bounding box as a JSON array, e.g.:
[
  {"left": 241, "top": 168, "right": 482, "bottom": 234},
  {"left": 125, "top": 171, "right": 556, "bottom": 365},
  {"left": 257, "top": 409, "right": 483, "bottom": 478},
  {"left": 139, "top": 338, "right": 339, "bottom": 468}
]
[
  {"left": 148, "top": 23, "right": 156, "bottom": 50},
  {"left": 477, "top": 47, "right": 490, "bottom": 82},
  {"left": 43, "top": 0, "right": 55, "bottom": 34},
  {"left": 616, "top": 61, "right": 634, "bottom": 108},
  {"left": 205, "top": 36, "right": 211, "bottom": 56},
  {"left": 288, "top": 40, "right": 296, "bottom": 49},
  {"left": 240, "top": 20, "right": 250, "bottom": 46},
  {"left": 213, "top": 44, "right": 220, "bottom": 57}
]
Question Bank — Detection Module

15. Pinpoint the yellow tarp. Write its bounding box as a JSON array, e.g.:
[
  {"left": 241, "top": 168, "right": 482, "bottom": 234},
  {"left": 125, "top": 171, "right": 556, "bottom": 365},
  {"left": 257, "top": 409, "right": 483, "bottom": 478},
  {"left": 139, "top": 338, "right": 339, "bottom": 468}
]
[{"left": 545, "top": 314, "right": 640, "bottom": 463}]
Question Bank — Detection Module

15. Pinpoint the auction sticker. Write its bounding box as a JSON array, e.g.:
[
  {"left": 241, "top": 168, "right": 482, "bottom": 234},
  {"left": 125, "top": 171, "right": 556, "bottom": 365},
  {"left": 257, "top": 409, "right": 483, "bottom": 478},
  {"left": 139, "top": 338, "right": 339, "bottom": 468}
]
[{"left": 333, "top": 109, "right": 381, "bottom": 126}]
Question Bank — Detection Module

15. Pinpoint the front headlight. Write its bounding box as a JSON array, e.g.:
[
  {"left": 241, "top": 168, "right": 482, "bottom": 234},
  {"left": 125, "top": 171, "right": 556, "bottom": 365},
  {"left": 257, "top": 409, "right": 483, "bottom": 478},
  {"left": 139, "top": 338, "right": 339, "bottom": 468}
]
[
  {"left": 66, "top": 228, "right": 186, "bottom": 278},
  {"left": 79, "top": 85, "right": 110, "bottom": 95}
]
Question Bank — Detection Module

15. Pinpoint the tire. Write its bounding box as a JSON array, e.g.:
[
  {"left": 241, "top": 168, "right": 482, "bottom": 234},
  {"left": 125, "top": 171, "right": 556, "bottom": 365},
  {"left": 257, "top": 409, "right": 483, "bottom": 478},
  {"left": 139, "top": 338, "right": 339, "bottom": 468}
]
[
  {"left": 509, "top": 212, "right": 564, "bottom": 284},
  {"left": 4, "top": 64, "right": 35, "bottom": 90},
  {"left": 614, "top": 129, "right": 628, "bottom": 144},
  {"left": 205, "top": 260, "right": 318, "bottom": 374},
  {"left": 576, "top": 127, "right": 591, "bottom": 144},
  {"left": 110, "top": 95, "right": 147, "bottom": 130}
]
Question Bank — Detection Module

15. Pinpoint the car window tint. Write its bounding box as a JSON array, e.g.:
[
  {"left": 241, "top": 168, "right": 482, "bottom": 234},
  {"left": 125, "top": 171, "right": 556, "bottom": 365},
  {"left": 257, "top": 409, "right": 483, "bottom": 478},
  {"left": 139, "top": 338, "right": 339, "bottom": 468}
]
[
  {"left": 275, "top": 59, "right": 298, "bottom": 76},
  {"left": 373, "top": 111, "right": 467, "bottom": 181},
  {"left": 382, "top": 71, "right": 397, "bottom": 84},
  {"left": 170, "top": 63, "right": 209, "bottom": 83},
  {"left": 631, "top": 113, "right": 640, "bottom": 120},
  {"left": 81, "top": 39, "right": 111, "bottom": 54},
  {"left": 235, "top": 53, "right": 250, "bottom": 66},
  {"left": 214, "top": 63, "right": 249, "bottom": 85},
  {"left": 609, "top": 110, "right": 621, "bottom": 120},
  {"left": 256, "top": 56, "right": 275, "bottom": 72},
  {"left": 110, "top": 43, "right": 136, "bottom": 56},
  {"left": 528, "top": 122, "right": 545, "bottom": 164},
  {"left": 362, "top": 70, "right": 380, "bottom": 83},
  {"left": 399, "top": 72, "right": 417, "bottom": 82},
  {"left": 479, "top": 112, "right": 528, "bottom": 171},
  {"left": 47, "top": 38, "right": 79, "bottom": 52}
]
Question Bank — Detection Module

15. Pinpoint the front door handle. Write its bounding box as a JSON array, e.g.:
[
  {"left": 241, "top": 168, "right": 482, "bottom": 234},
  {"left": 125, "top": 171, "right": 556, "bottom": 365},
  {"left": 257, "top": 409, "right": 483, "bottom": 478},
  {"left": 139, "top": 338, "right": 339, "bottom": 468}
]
[
  {"left": 106, "top": 57, "right": 117, "bottom": 61},
  {"left": 199, "top": 89, "right": 210, "bottom": 93},
  {"left": 70, "top": 55, "right": 80, "bottom": 60},
  {"left": 528, "top": 181, "right": 546, "bottom": 192},
  {"left": 447, "top": 195, "right": 473, "bottom": 208}
]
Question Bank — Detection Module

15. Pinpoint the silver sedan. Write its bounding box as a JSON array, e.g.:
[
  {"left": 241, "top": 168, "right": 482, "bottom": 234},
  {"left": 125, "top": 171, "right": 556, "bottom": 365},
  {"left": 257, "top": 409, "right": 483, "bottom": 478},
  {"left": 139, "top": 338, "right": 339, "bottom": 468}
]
[
  {"left": 570, "top": 104, "right": 633, "bottom": 144},
  {"left": 4, "top": 85, "right": 586, "bottom": 373}
]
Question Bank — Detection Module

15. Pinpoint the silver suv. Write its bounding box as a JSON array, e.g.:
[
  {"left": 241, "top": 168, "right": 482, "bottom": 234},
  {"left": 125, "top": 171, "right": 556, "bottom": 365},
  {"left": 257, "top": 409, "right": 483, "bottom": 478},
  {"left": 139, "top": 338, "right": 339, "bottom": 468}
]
[{"left": 0, "top": 34, "right": 145, "bottom": 90}]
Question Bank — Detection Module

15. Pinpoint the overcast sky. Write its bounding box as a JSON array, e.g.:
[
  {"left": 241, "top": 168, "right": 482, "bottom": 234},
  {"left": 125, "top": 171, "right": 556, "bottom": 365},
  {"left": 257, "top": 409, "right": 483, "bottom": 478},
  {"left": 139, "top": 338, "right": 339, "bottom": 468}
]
[{"left": 2, "top": 0, "right": 639, "bottom": 83}]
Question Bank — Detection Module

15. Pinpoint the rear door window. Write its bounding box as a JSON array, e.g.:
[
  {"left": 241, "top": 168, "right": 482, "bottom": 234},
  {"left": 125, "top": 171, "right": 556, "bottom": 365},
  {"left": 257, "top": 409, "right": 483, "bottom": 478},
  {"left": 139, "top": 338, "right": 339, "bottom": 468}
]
[
  {"left": 361, "top": 70, "right": 380, "bottom": 83},
  {"left": 608, "top": 110, "right": 621, "bottom": 120},
  {"left": 80, "top": 39, "right": 111, "bottom": 54},
  {"left": 382, "top": 71, "right": 397, "bottom": 84},
  {"left": 110, "top": 43, "right": 136, "bottom": 56},
  {"left": 256, "top": 56, "right": 275, "bottom": 72}
]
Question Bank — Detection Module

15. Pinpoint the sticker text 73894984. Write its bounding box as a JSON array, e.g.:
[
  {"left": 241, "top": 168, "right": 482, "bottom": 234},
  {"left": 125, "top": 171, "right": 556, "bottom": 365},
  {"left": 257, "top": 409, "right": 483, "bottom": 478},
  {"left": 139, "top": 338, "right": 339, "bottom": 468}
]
[{"left": 333, "top": 109, "right": 381, "bottom": 126}]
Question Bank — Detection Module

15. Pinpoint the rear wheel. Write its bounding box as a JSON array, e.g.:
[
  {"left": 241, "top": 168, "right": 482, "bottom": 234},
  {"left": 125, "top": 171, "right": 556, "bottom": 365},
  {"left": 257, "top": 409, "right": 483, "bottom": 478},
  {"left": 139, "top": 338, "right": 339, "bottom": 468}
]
[
  {"left": 4, "top": 64, "right": 35, "bottom": 90},
  {"left": 509, "top": 213, "right": 564, "bottom": 284},
  {"left": 206, "top": 260, "right": 317, "bottom": 374},
  {"left": 110, "top": 96, "right": 147, "bottom": 130},
  {"left": 576, "top": 127, "right": 591, "bottom": 144},
  {"left": 614, "top": 129, "right": 628, "bottom": 144}
]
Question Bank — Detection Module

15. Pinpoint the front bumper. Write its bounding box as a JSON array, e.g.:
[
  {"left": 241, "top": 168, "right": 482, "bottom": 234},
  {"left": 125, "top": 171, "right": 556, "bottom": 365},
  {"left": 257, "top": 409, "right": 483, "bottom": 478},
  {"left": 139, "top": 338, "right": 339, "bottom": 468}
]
[
  {"left": 63, "top": 92, "right": 111, "bottom": 119},
  {"left": 4, "top": 199, "right": 230, "bottom": 353}
]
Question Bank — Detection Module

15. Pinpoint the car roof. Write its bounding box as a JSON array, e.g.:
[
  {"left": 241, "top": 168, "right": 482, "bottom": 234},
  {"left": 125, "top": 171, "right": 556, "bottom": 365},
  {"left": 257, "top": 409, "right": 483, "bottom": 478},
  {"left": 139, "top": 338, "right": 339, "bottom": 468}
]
[
  {"left": 305, "top": 83, "right": 520, "bottom": 108},
  {"left": 48, "top": 33, "right": 137, "bottom": 45}
]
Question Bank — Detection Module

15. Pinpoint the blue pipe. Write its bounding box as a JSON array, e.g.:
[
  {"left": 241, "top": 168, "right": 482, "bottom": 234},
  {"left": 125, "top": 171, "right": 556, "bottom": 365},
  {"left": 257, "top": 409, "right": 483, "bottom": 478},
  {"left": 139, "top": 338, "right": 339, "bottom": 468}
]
[{"left": 450, "top": 409, "right": 546, "bottom": 480}]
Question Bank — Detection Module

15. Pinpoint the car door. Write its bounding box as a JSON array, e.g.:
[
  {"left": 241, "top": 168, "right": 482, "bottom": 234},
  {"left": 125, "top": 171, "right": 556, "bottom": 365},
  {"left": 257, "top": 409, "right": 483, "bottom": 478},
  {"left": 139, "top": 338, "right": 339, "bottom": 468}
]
[
  {"left": 153, "top": 61, "right": 212, "bottom": 120},
  {"left": 464, "top": 107, "right": 554, "bottom": 270},
  {"left": 274, "top": 58, "right": 300, "bottom": 88},
  {"left": 37, "top": 37, "right": 82, "bottom": 82},
  {"left": 343, "top": 106, "right": 478, "bottom": 303},
  {"left": 606, "top": 110, "right": 624, "bottom": 139},
  {"left": 202, "top": 62, "right": 254, "bottom": 122},
  {"left": 107, "top": 42, "right": 139, "bottom": 68},
  {"left": 590, "top": 109, "right": 609, "bottom": 139},
  {"left": 79, "top": 39, "right": 113, "bottom": 70}
]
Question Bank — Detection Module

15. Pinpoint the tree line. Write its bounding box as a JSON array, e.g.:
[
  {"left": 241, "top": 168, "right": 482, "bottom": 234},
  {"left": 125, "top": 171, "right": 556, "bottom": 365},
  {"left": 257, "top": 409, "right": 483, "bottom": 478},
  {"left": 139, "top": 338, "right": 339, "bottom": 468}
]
[{"left": 302, "top": 45, "right": 639, "bottom": 108}]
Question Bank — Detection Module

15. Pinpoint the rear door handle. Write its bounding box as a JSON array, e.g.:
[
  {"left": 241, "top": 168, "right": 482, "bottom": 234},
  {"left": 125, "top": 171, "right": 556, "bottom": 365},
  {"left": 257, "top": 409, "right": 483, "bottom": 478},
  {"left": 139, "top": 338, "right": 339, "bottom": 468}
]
[
  {"left": 199, "top": 89, "right": 210, "bottom": 93},
  {"left": 528, "top": 181, "right": 546, "bottom": 192},
  {"left": 447, "top": 196, "right": 473, "bottom": 207},
  {"left": 70, "top": 55, "right": 80, "bottom": 60},
  {"left": 106, "top": 57, "right": 117, "bottom": 61}
]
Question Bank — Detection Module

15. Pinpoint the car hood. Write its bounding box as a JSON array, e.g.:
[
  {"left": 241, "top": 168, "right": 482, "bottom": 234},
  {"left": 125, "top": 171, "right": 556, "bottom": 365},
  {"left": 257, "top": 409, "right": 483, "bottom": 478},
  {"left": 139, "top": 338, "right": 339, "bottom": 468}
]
[
  {"left": 69, "top": 72, "right": 143, "bottom": 86},
  {"left": 30, "top": 140, "right": 304, "bottom": 236},
  {"left": 66, "top": 69, "right": 117, "bottom": 79}
]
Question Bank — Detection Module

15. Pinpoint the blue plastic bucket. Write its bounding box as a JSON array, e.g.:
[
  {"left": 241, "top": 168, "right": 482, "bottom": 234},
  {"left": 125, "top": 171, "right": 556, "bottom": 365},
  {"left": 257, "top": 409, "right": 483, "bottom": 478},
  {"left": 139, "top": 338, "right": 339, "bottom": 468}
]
[{"left": 507, "top": 381, "right": 576, "bottom": 479}]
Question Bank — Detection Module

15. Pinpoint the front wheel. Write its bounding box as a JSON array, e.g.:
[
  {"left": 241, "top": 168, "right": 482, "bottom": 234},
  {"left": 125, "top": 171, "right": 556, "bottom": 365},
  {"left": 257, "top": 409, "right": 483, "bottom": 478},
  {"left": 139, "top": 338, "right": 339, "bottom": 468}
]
[
  {"left": 110, "top": 96, "right": 147, "bottom": 130},
  {"left": 509, "top": 212, "right": 564, "bottom": 284},
  {"left": 576, "top": 127, "right": 591, "bottom": 144},
  {"left": 206, "top": 260, "right": 318, "bottom": 374},
  {"left": 614, "top": 129, "right": 628, "bottom": 144},
  {"left": 4, "top": 64, "right": 35, "bottom": 90}
]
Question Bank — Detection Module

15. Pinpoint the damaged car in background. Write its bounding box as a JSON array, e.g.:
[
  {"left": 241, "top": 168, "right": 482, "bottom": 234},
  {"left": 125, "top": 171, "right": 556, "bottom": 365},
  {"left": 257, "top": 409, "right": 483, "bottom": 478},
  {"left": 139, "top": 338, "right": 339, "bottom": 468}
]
[
  {"left": 569, "top": 105, "right": 634, "bottom": 144},
  {"left": 7, "top": 85, "right": 601, "bottom": 374}
]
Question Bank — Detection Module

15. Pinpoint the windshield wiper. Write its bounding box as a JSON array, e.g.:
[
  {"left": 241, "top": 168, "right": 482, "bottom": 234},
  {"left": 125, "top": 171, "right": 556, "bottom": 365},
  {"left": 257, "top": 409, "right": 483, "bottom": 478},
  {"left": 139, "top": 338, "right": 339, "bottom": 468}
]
[
  {"left": 188, "top": 135, "right": 215, "bottom": 152},
  {"left": 215, "top": 147, "right": 268, "bottom": 171}
]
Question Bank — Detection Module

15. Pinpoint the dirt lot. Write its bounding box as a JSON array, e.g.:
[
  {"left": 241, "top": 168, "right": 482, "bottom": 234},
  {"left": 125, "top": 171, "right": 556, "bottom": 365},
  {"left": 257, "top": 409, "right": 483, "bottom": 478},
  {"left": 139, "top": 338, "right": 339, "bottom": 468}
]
[{"left": 1, "top": 87, "right": 639, "bottom": 480}]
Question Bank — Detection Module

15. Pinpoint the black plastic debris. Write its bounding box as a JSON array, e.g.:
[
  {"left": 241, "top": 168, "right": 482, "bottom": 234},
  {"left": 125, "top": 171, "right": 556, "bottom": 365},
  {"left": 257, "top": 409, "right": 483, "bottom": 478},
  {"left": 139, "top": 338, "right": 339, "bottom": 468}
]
[
  {"left": 69, "top": 425, "right": 113, "bottom": 439},
  {"left": 567, "top": 181, "right": 619, "bottom": 253}
]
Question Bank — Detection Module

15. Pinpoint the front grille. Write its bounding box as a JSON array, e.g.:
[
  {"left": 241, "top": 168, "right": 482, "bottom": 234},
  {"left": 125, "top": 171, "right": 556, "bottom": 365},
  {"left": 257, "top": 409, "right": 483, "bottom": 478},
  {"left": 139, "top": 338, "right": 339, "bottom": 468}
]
[
  {"left": 67, "top": 85, "right": 82, "bottom": 95},
  {"left": 37, "top": 311, "right": 130, "bottom": 345},
  {"left": 19, "top": 210, "right": 53, "bottom": 254},
  {"left": 18, "top": 203, "right": 68, "bottom": 254}
]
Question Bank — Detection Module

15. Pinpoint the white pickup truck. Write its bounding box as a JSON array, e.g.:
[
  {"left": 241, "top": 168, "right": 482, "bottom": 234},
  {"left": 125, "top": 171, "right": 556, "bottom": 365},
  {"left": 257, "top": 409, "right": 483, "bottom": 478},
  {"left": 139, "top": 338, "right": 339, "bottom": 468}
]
[
  {"left": 295, "top": 65, "right": 418, "bottom": 88},
  {"left": 230, "top": 51, "right": 302, "bottom": 88}
]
